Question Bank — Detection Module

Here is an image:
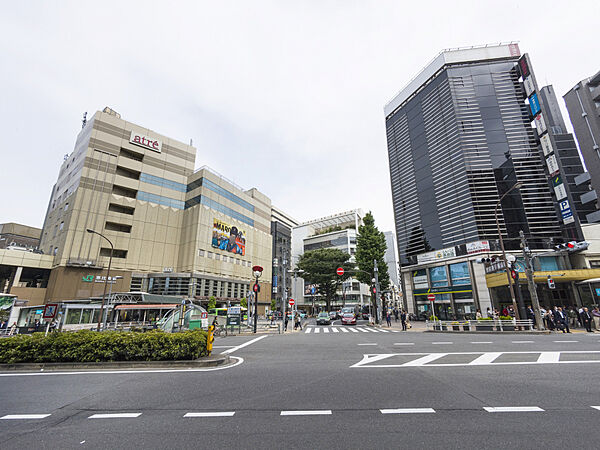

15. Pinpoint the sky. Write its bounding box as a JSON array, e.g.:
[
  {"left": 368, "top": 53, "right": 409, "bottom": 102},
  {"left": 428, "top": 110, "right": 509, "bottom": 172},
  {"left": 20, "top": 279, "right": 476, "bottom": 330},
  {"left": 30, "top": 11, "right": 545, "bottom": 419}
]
[{"left": 1, "top": 0, "right": 598, "bottom": 234}]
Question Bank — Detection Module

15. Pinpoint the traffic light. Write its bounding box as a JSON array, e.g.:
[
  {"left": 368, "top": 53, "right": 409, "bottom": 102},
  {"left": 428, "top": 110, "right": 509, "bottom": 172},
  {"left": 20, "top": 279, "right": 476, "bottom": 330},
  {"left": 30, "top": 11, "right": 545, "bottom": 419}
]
[
  {"left": 372, "top": 286, "right": 377, "bottom": 295},
  {"left": 253, "top": 283, "right": 260, "bottom": 293},
  {"left": 475, "top": 256, "right": 498, "bottom": 264},
  {"left": 547, "top": 276, "right": 555, "bottom": 289},
  {"left": 554, "top": 241, "right": 589, "bottom": 252},
  {"left": 510, "top": 268, "right": 519, "bottom": 280}
]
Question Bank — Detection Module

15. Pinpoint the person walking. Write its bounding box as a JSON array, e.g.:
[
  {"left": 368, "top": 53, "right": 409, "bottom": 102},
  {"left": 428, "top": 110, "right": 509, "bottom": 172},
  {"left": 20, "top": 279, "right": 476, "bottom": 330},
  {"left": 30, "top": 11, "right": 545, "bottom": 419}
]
[
  {"left": 591, "top": 307, "right": 600, "bottom": 331},
  {"left": 8, "top": 322, "right": 17, "bottom": 336},
  {"left": 284, "top": 314, "right": 289, "bottom": 332},
  {"left": 581, "top": 307, "right": 593, "bottom": 333},
  {"left": 386, "top": 310, "right": 392, "bottom": 327},
  {"left": 555, "top": 307, "right": 570, "bottom": 333},
  {"left": 394, "top": 308, "right": 399, "bottom": 322},
  {"left": 476, "top": 309, "right": 482, "bottom": 320},
  {"left": 401, "top": 310, "right": 407, "bottom": 331},
  {"left": 486, "top": 307, "right": 492, "bottom": 319}
]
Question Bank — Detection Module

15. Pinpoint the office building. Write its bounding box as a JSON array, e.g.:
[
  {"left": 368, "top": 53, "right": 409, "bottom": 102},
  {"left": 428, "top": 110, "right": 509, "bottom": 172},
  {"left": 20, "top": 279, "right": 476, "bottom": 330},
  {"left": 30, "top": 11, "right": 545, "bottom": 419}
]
[
  {"left": 271, "top": 206, "right": 298, "bottom": 308},
  {"left": 39, "top": 107, "right": 273, "bottom": 312}
]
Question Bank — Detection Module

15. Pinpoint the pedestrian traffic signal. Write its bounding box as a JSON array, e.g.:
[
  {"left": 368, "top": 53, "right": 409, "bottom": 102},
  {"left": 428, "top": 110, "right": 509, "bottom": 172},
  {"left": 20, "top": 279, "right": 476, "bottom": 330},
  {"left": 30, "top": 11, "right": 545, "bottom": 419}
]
[
  {"left": 547, "top": 276, "right": 555, "bottom": 289},
  {"left": 511, "top": 269, "right": 519, "bottom": 280},
  {"left": 554, "top": 241, "right": 589, "bottom": 252},
  {"left": 372, "top": 286, "right": 377, "bottom": 295}
]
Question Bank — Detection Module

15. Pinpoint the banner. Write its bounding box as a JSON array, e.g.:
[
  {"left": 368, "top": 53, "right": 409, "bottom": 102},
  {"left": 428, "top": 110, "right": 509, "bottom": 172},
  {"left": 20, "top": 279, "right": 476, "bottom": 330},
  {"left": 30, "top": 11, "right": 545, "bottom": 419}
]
[{"left": 212, "top": 218, "right": 246, "bottom": 256}]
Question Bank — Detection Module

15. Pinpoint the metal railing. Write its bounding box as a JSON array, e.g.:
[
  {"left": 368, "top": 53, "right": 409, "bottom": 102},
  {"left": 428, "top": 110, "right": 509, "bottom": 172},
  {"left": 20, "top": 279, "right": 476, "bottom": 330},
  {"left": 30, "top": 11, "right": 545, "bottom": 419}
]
[{"left": 426, "top": 319, "right": 534, "bottom": 332}]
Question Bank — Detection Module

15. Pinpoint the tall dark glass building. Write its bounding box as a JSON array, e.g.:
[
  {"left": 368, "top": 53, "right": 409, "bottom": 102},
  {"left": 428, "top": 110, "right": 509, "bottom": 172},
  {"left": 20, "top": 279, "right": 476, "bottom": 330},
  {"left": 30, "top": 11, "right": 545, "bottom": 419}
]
[{"left": 385, "top": 44, "right": 562, "bottom": 265}]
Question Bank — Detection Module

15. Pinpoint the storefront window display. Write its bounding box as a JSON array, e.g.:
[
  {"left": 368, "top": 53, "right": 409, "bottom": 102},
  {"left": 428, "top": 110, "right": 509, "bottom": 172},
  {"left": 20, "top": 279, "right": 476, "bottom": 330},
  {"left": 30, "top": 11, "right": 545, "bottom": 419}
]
[
  {"left": 429, "top": 266, "right": 448, "bottom": 287},
  {"left": 449, "top": 262, "right": 470, "bottom": 285}
]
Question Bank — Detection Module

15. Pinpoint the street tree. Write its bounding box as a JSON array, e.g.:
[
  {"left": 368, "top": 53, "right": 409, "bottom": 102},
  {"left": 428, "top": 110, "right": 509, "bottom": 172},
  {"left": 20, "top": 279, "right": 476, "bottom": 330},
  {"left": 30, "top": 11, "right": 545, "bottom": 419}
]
[
  {"left": 297, "top": 248, "right": 353, "bottom": 312},
  {"left": 355, "top": 212, "right": 390, "bottom": 311}
]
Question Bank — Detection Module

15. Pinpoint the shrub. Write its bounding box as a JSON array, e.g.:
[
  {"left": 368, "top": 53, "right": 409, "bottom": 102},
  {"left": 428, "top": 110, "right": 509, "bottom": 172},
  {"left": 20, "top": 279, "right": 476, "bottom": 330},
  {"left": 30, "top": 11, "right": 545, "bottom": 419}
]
[
  {"left": 499, "top": 315, "right": 513, "bottom": 320},
  {"left": 0, "top": 330, "right": 208, "bottom": 364},
  {"left": 478, "top": 317, "right": 493, "bottom": 321}
]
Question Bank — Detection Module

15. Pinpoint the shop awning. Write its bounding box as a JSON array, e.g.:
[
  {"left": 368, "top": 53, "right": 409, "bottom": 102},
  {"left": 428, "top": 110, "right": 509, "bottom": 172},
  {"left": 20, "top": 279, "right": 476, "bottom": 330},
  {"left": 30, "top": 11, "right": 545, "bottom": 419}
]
[{"left": 114, "top": 304, "right": 179, "bottom": 310}]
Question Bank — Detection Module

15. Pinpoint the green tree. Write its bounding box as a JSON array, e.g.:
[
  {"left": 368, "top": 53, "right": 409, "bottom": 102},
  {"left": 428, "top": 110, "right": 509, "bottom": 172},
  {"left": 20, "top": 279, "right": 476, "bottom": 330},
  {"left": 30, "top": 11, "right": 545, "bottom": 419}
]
[
  {"left": 355, "top": 212, "right": 390, "bottom": 306},
  {"left": 297, "top": 248, "right": 354, "bottom": 312},
  {"left": 270, "top": 298, "right": 277, "bottom": 311},
  {"left": 240, "top": 297, "right": 247, "bottom": 309},
  {"left": 208, "top": 296, "right": 216, "bottom": 310}
]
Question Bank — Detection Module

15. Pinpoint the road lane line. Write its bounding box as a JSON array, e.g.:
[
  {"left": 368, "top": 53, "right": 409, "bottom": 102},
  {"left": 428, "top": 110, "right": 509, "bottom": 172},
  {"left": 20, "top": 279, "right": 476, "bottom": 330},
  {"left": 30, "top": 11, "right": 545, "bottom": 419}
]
[
  {"left": 340, "top": 327, "right": 349, "bottom": 333},
  {"left": 358, "top": 343, "right": 378, "bottom": 346},
  {"left": 537, "top": 352, "right": 561, "bottom": 363},
  {"left": 364, "top": 328, "right": 379, "bottom": 332},
  {"left": 484, "top": 407, "right": 544, "bottom": 413},
  {"left": 331, "top": 327, "right": 339, "bottom": 333},
  {"left": 394, "top": 343, "right": 414, "bottom": 346},
  {"left": 88, "top": 413, "right": 142, "bottom": 419},
  {"left": 380, "top": 408, "right": 435, "bottom": 414},
  {"left": 432, "top": 342, "right": 453, "bottom": 345},
  {"left": 323, "top": 328, "right": 330, "bottom": 333},
  {"left": 379, "top": 329, "right": 390, "bottom": 333},
  {"left": 512, "top": 341, "right": 534, "bottom": 344},
  {"left": 281, "top": 410, "right": 332, "bottom": 416},
  {"left": 402, "top": 353, "right": 448, "bottom": 367},
  {"left": 184, "top": 412, "right": 235, "bottom": 417},
  {"left": 1, "top": 414, "right": 51, "bottom": 420},
  {"left": 305, "top": 328, "right": 312, "bottom": 333},
  {"left": 553, "top": 340, "right": 578, "bottom": 343},
  {"left": 221, "top": 335, "right": 268, "bottom": 355},
  {"left": 469, "top": 352, "right": 502, "bottom": 365},
  {"left": 471, "top": 341, "right": 493, "bottom": 344}
]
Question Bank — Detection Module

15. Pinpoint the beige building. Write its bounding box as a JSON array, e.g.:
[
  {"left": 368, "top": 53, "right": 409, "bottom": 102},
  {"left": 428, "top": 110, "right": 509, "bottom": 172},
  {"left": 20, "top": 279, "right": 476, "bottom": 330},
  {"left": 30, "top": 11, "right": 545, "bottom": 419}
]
[{"left": 40, "top": 107, "right": 272, "bottom": 312}]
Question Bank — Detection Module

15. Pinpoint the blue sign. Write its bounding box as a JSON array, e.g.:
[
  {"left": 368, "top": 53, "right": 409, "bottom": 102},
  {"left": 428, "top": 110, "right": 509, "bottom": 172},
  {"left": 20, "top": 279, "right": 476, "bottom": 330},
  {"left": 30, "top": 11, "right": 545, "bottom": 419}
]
[
  {"left": 559, "top": 200, "right": 572, "bottom": 219},
  {"left": 311, "top": 287, "right": 316, "bottom": 294},
  {"left": 529, "top": 93, "right": 541, "bottom": 116},
  {"left": 595, "top": 288, "right": 600, "bottom": 297},
  {"left": 273, "top": 275, "right": 277, "bottom": 288}
]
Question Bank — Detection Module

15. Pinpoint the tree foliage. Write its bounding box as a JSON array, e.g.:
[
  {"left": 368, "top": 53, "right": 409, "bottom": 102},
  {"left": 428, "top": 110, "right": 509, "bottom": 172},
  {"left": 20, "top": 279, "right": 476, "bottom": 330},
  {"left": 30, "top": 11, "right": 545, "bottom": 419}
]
[
  {"left": 297, "top": 248, "right": 354, "bottom": 311},
  {"left": 208, "top": 296, "right": 217, "bottom": 310},
  {"left": 355, "top": 212, "right": 390, "bottom": 291}
]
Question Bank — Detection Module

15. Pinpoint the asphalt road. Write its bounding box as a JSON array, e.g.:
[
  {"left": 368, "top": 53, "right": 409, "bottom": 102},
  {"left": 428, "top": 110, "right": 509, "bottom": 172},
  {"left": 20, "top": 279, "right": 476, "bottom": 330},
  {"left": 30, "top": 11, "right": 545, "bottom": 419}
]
[{"left": 2, "top": 326, "right": 600, "bottom": 449}]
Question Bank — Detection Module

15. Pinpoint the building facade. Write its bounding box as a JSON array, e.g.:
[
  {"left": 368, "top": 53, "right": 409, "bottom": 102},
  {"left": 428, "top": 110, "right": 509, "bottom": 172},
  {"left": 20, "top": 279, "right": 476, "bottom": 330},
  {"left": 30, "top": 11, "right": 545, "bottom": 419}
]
[
  {"left": 271, "top": 206, "right": 298, "bottom": 308},
  {"left": 39, "top": 108, "right": 273, "bottom": 312}
]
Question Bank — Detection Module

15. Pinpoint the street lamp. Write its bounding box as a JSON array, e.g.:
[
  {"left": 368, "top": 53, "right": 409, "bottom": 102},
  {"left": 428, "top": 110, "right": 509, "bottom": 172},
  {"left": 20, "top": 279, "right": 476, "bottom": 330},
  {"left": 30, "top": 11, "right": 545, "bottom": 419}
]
[
  {"left": 86, "top": 228, "right": 113, "bottom": 331},
  {"left": 287, "top": 267, "right": 304, "bottom": 328},
  {"left": 494, "top": 182, "right": 523, "bottom": 320},
  {"left": 252, "top": 265, "right": 263, "bottom": 333}
]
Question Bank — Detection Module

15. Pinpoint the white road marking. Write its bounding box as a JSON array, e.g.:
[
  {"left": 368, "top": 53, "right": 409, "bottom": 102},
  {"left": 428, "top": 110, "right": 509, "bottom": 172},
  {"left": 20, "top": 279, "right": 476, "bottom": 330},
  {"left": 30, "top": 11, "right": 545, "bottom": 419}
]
[
  {"left": 484, "top": 407, "right": 544, "bottom": 413},
  {"left": 469, "top": 352, "right": 502, "bottom": 365},
  {"left": 212, "top": 346, "right": 235, "bottom": 348},
  {"left": 553, "top": 340, "right": 578, "bottom": 343},
  {"left": 391, "top": 330, "right": 400, "bottom": 333},
  {"left": 184, "top": 412, "right": 235, "bottom": 417},
  {"left": 357, "top": 328, "right": 370, "bottom": 333},
  {"left": 432, "top": 342, "right": 453, "bottom": 345},
  {"left": 88, "top": 413, "right": 142, "bottom": 419},
  {"left": 331, "top": 327, "right": 339, "bottom": 333},
  {"left": 323, "top": 328, "right": 330, "bottom": 333},
  {"left": 1, "top": 414, "right": 51, "bottom": 420},
  {"left": 379, "top": 329, "right": 390, "bottom": 333},
  {"left": 314, "top": 328, "right": 320, "bottom": 334},
  {"left": 280, "top": 410, "right": 332, "bottom": 416},
  {"left": 394, "top": 343, "right": 414, "bottom": 346},
  {"left": 221, "top": 335, "right": 268, "bottom": 355},
  {"left": 402, "top": 353, "right": 449, "bottom": 367},
  {"left": 0, "top": 356, "right": 244, "bottom": 377},
  {"left": 365, "top": 328, "right": 379, "bottom": 332},
  {"left": 358, "top": 343, "right": 378, "bottom": 346},
  {"left": 537, "top": 352, "right": 561, "bottom": 363},
  {"left": 348, "top": 328, "right": 359, "bottom": 333},
  {"left": 305, "top": 328, "right": 312, "bottom": 333},
  {"left": 380, "top": 408, "right": 435, "bottom": 414},
  {"left": 471, "top": 341, "right": 493, "bottom": 344},
  {"left": 340, "top": 327, "right": 349, "bottom": 333},
  {"left": 512, "top": 341, "right": 534, "bottom": 344},
  {"left": 591, "top": 406, "right": 600, "bottom": 411}
]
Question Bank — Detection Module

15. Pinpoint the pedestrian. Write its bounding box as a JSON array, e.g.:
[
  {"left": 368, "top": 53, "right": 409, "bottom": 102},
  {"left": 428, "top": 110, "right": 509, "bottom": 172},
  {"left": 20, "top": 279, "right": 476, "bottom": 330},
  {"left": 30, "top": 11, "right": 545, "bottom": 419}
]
[
  {"left": 394, "top": 308, "right": 399, "bottom": 322},
  {"left": 591, "top": 307, "right": 600, "bottom": 331},
  {"left": 401, "top": 310, "right": 407, "bottom": 331},
  {"left": 284, "top": 314, "right": 289, "bottom": 331},
  {"left": 476, "top": 309, "right": 482, "bottom": 320},
  {"left": 386, "top": 310, "right": 392, "bottom": 327},
  {"left": 486, "top": 307, "right": 492, "bottom": 319},
  {"left": 526, "top": 306, "right": 534, "bottom": 323},
  {"left": 544, "top": 309, "right": 555, "bottom": 330},
  {"left": 555, "top": 307, "right": 570, "bottom": 333},
  {"left": 8, "top": 322, "right": 17, "bottom": 336},
  {"left": 581, "top": 307, "right": 593, "bottom": 333}
]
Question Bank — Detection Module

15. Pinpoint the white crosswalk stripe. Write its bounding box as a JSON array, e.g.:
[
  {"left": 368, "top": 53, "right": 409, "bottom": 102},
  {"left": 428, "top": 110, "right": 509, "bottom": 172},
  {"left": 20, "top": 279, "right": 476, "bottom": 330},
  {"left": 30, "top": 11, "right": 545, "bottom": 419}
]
[
  {"left": 357, "top": 327, "right": 370, "bottom": 333},
  {"left": 323, "top": 328, "right": 329, "bottom": 333},
  {"left": 348, "top": 328, "right": 359, "bottom": 333},
  {"left": 331, "top": 327, "right": 339, "bottom": 333},
  {"left": 1, "top": 414, "right": 51, "bottom": 420},
  {"left": 340, "top": 327, "right": 349, "bottom": 333},
  {"left": 305, "top": 328, "right": 312, "bottom": 333}
]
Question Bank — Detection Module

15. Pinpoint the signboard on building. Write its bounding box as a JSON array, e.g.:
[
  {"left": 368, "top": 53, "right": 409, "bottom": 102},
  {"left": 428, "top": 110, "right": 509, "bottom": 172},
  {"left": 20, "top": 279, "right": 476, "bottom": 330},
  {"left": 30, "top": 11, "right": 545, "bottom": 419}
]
[
  {"left": 466, "top": 240, "right": 490, "bottom": 255},
  {"left": 523, "top": 76, "right": 535, "bottom": 96},
  {"left": 534, "top": 112, "right": 547, "bottom": 135},
  {"left": 540, "top": 134, "right": 554, "bottom": 156},
  {"left": 82, "top": 275, "right": 119, "bottom": 284},
  {"left": 546, "top": 154, "right": 559, "bottom": 176},
  {"left": 212, "top": 218, "right": 246, "bottom": 256},
  {"left": 559, "top": 200, "right": 575, "bottom": 224},
  {"left": 129, "top": 131, "right": 162, "bottom": 153},
  {"left": 417, "top": 246, "right": 457, "bottom": 264},
  {"left": 552, "top": 175, "right": 567, "bottom": 201},
  {"left": 529, "top": 92, "right": 541, "bottom": 116}
]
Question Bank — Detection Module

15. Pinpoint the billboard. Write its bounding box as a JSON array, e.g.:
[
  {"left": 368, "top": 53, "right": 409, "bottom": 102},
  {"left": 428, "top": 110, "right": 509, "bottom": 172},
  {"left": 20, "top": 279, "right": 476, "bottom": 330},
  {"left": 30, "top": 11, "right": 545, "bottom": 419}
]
[
  {"left": 466, "top": 240, "right": 490, "bottom": 255},
  {"left": 212, "top": 218, "right": 246, "bottom": 256},
  {"left": 529, "top": 93, "right": 541, "bottom": 117},
  {"left": 540, "top": 133, "right": 553, "bottom": 156}
]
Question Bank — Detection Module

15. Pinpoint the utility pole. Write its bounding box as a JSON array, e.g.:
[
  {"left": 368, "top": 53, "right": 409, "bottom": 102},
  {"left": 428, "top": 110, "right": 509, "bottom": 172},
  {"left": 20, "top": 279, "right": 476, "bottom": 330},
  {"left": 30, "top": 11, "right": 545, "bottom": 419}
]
[
  {"left": 520, "top": 230, "right": 544, "bottom": 330},
  {"left": 374, "top": 259, "right": 381, "bottom": 324},
  {"left": 281, "top": 251, "right": 287, "bottom": 332}
]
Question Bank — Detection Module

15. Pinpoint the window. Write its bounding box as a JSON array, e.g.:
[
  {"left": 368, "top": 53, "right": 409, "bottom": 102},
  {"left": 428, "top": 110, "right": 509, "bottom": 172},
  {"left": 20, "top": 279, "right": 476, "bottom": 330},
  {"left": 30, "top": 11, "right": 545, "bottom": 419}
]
[
  {"left": 413, "top": 269, "right": 428, "bottom": 289},
  {"left": 590, "top": 260, "right": 600, "bottom": 269},
  {"left": 449, "top": 262, "right": 470, "bottom": 286},
  {"left": 108, "top": 203, "right": 135, "bottom": 215},
  {"left": 59, "top": 222, "right": 64, "bottom": 231},
  {"left": 429, "top": 266, "right": 448, "bottom": 288},
  {"left": 198, "top": 249, "right": 205, "bottom": 257},
  {"left": 100, "top": 248, "right": 127, "bottom": 258},
  {"left": 53, "top": 247, "right": 58, "bottom": 256},
  {"left": 64, "top": 203, "right": 69, "bottom": 211}
]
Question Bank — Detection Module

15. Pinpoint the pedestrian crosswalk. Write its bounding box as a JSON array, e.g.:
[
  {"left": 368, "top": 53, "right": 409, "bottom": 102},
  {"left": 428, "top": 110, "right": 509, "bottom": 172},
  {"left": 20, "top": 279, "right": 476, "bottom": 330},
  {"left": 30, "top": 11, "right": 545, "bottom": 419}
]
[{"left": 305, "top": 326, "right": 400, "bottom": 334}]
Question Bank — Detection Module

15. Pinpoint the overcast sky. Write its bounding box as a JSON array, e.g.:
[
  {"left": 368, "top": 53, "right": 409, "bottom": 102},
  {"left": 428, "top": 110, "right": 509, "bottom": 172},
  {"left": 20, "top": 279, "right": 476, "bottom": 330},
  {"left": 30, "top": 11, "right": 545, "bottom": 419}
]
[{"left": 1, "top": 1, "right": 598, "bottom": 234}]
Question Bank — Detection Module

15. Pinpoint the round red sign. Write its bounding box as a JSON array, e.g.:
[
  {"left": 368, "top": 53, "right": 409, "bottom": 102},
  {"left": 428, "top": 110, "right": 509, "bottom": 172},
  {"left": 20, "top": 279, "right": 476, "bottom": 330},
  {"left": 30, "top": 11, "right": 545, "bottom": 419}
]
[
  {"left": 336, "top": 267, "right": 344, "bottom": 276},
  {"left": 289, "top": 299, "right": 295, "bottom": 306},
  {"left": 427, "top": 294, "right": 435, "bottom": 301}
]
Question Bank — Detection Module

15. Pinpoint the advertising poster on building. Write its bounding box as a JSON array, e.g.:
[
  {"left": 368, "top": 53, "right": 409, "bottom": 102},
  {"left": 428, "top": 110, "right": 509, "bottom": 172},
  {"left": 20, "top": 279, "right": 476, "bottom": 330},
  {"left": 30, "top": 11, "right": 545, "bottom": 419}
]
[
  {"left": 534, "top": 112, "right": 547, "bottom": 135},
  {"left": 466, "top": 240, "right": 490, "bottom": 254},
  {"left": 212, "top": 218, "right": 246, "bottom": 256},
  {"left": 523, "top": 76, "right": 535, "bottom": 97},
  {"left": 529, "top": 92, "right": 541, "bottom": 116},
  {"left": 552, "top": 175, "right": 567, "bottom": 201},
  {"left": 540, "top": 134, "right": 554, "bottom": 156}
]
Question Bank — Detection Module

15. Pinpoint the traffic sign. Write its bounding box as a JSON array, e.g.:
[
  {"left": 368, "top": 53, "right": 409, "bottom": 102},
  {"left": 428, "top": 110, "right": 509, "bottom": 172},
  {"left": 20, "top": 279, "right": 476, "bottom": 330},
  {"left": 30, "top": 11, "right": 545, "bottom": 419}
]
[
  {"left": 427, "top": 294, "right": 435, "bottom": 301},
  {"left": 336, "top": 267, "right": 344, "bottom": 276},
  {"left": 200, "top": 312, "right": 208, "bottom": 319},
  {"left": 289, "top": 298, "right": 295, "bottom": 306},
  {"left": 253, "top": 283, "right": 260, "bottom": 292},
  {"left": 43, "top": 303, "right": 59, "bottom": 320}
]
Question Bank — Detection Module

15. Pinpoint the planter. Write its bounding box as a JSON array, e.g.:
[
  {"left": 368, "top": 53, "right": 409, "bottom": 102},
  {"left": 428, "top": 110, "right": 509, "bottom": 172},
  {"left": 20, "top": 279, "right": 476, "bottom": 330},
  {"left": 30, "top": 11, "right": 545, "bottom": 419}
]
[
  {"left": 433, "top": 324, "right": 447, "bottom": 331},
  {"left": 463, "top": 324, "right": 471, "bottom": 331},
  {"left": 475, "top": 323, "right": 493, "bottom": 331},
  {"left": 452, "top": 325, "right": 460, "bottom": 331},
  {"left": 502, "top": 325, "right": 515, "bottom": 331}
]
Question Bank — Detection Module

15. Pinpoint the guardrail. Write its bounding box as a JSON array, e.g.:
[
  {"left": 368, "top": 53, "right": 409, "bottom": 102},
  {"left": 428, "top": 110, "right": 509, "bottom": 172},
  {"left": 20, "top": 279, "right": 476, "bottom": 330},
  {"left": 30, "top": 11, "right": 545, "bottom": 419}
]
[{"left": 426, "top": 319, "right": 534, "bottom": 332}]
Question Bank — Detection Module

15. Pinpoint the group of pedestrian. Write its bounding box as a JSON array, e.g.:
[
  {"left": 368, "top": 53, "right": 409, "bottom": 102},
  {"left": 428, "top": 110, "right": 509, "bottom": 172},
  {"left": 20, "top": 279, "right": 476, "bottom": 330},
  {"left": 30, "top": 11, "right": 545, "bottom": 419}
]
[{"left": 384, "top": 308, "right": 410, "bottom": 331}]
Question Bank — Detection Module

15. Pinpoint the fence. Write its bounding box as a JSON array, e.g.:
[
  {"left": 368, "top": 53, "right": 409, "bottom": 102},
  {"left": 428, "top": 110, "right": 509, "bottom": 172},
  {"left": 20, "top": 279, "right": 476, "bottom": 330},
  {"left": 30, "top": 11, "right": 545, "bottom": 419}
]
[{"left": 426, "top": 319, "right": 534, "bottom": 332}]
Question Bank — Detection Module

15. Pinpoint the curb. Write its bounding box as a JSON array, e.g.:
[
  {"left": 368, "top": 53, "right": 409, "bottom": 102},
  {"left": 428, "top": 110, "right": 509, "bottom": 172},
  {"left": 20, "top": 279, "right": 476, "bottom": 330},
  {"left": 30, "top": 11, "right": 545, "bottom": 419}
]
[
  {"left": 0, "top": 355, "right": 230, "bottom": 372},
  {"left": 425, "top": 330, "right": 551, "bottom": 335}
]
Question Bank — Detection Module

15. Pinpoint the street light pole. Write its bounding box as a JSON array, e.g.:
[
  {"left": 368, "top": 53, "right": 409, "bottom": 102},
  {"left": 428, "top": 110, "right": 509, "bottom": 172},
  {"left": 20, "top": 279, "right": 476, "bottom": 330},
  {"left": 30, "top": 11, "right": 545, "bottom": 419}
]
[
  {"left": 86, "top": 228, "right": 113, "bottom": 331},
  {"left": 252, "top": 266, "right": 263, "bottom": 333},
  {"left": 494, "top": 182, "right": 523, "bottom": 320}
]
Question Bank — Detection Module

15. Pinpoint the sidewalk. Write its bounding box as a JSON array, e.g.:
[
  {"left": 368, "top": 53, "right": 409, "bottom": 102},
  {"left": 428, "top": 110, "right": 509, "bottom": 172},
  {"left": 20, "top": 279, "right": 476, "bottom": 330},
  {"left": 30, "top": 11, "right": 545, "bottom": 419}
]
[{"left": 375, "top": 318, "right": 428, "bottom": 332}]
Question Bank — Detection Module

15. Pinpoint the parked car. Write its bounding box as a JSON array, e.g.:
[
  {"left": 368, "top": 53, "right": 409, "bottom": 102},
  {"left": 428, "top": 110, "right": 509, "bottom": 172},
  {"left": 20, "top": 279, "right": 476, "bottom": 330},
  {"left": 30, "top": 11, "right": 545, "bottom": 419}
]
[
  {"left": 341, "top": 313, "right": 357, "bottom": 325},
  {"left": 316, "top": 312, "right": 331, "bottom": 325},
  {"left": 362, "top": 312, "right": 370, "bottom": 320}
]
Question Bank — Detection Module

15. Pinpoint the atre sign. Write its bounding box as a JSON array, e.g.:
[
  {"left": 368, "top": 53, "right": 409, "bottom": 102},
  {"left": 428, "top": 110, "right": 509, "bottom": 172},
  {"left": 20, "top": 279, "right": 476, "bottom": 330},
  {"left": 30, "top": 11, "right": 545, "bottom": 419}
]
[{"left": 130, "top": 130, "right": 162, "bottom": 153}]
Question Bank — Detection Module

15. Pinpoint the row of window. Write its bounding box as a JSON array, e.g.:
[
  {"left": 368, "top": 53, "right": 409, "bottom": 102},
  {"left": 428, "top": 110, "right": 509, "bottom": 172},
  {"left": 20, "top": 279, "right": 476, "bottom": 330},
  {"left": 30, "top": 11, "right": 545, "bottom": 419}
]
[
  {"left": 187, "top": 178, "right": 255, "bottom": 213},
  {"left": 186, "top": 195, "right": 254, "bottom": 226},
  {"left": 413, "top": 261, "right": 471, "bottom": 289},
  {"left": 135, "top": 276, "right": 251, "bottom": 299},
  {"left": 199, "top": 248, "right": 252, "bottom": 266},
  {"left": 137, "top": 191, "right": 185, "bottom": 209},
  {"left": 140, "top": 173, "right": 187, "bottom": 193}
]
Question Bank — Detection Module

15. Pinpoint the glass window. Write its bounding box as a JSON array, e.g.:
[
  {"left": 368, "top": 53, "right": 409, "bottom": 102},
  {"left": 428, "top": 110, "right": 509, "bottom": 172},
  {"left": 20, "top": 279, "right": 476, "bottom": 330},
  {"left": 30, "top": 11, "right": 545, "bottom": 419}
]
[
  {"left": 66, "top": 309, "right": 82, "bottom": 324},
  {"left": 80, "top": 309, "right": 92, "bottom": 324},
  {"left": 449, "top": 262, "right": 470, "bottom": 286},
  {"left": 429, "top": 266, "right": 448, "bottom": 287},
  {"left": 412, "top": 269, "right": 428, "bottom": 289},
  {"left": 538, "top": 256, "right": 559, "bottom": 271}
]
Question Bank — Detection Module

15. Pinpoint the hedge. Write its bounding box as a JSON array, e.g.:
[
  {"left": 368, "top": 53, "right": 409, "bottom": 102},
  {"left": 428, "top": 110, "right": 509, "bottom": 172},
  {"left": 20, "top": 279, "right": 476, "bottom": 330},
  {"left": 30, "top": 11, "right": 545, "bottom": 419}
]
[{"left": 0, "top": 330, "right": 208, "bottom": 364}]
